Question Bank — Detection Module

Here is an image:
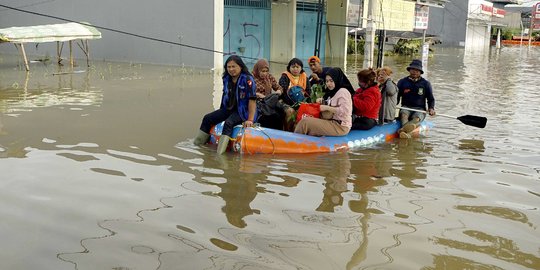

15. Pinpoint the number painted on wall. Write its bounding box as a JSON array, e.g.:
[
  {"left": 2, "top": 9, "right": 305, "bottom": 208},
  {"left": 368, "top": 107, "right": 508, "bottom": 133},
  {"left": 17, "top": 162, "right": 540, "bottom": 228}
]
[{"left": 223, "top": 8, "right": 270, "bottom": 63}]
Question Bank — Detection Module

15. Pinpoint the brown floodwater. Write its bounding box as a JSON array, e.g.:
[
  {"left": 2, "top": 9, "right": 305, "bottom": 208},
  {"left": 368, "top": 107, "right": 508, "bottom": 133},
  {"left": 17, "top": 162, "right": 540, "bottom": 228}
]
[{"left": 1, "top": 47, "right": 539, "bottom": 270}]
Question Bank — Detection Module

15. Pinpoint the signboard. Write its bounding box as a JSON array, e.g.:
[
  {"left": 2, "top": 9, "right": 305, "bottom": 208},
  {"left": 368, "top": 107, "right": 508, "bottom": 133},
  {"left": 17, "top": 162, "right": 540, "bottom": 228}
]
[
  {"left": 492, "top": 7, "right": 505, "bottom": 18},
  {"left": 534, "top": 2, "right": 540, "bottom": 30},
  {"left": 468, "top": 0, "right": 492, "bottom": 21},
  {"left": 370, "top": 0, "right": 415, "bottom": 31},
  {"left": 347, "top": 3, "right": 363, "bottom": 27},
  {"left": 421, "top": 42, "right": 429, "bottom": 72},
  {"left": 414, "top": 5, "right": 429, "bottom": 30},
  {"left": 480, "top": 3, "right": 493, "bottom": 15}
]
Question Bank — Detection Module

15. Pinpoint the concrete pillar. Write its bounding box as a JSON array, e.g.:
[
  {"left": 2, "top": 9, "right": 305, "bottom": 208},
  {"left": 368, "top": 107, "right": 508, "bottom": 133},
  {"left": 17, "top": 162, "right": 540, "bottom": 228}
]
[
  {"left": 325, "top": 0, "right": 349, "bottom": 68},
  {"left": 213, "top": 0, "right": 224, "bottom": 110},
  {"left": 271, "top": 0, "right": 296, "bottom": 64},
  {"left": 363, "top": 0, "right": 376, "bottom": 68},
  {"left": 214, "top": 1, "right": 224, "bottom": 72}
]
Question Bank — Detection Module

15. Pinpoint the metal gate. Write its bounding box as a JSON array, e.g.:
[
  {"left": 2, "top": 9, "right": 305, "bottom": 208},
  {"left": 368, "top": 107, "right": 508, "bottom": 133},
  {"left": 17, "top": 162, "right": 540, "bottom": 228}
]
[{"left": 224, "top": 0, "right": 271, "bottom": 64}]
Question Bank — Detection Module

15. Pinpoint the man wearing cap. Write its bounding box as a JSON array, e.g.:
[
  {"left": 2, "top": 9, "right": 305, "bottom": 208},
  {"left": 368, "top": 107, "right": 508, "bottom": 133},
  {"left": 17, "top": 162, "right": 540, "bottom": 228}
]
[
  {"left": 307, "top": 56, "right": 332, "bottom": 87},
  {"left": 397, "top": 59, "right": 436, "bottom": 139}
]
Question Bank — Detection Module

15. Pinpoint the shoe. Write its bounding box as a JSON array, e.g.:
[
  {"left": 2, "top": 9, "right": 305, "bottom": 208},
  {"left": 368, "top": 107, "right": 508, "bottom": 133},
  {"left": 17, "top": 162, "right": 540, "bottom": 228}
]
[
  {"left": 216, "top": 135, "right": 231, "bottom": 155},
  {"left": 402, "top": 123, "right": 417, "bottom": 133},
  {"left": 399, "top": 131, "right": 412, "bottom": 139},
  {"left": 193, "top": 130, "right": 210, "bottom": 146}
]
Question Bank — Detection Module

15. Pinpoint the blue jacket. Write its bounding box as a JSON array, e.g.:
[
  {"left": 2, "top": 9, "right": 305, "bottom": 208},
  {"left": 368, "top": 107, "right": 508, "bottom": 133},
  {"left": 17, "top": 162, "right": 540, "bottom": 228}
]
[
  {"left": 221, "top": 73, "right": 257, "bottom": 121},
  {"left": 397, "top": 76, "right": 435, "bottom": 110}
]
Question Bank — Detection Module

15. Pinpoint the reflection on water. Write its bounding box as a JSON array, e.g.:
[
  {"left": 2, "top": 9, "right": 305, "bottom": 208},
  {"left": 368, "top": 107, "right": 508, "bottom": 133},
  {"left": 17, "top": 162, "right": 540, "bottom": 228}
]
[
  {"left": 391, "top": 140, "right": 433, "bottom": 188},
  {"left": 433, "top": 230, "right": 540, "bottom": 269},
  {"left": 1, "top": 48, "right": 540, "bottom": 269},
  {"left": 0, "top": 70, "right": 102, "bottom": 115}
]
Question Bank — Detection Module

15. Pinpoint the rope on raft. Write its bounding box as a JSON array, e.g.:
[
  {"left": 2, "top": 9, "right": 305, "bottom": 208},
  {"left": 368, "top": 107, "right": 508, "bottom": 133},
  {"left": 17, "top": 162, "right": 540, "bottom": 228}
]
[{"left": 241, "top": 124, "right": 277, "bottom": 155}]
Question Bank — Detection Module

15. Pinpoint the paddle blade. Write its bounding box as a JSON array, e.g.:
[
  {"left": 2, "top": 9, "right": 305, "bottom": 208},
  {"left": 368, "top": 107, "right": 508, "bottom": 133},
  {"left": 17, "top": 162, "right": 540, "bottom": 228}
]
[{"left": 457, "top": 115, "right": 487, "bottom": 128}]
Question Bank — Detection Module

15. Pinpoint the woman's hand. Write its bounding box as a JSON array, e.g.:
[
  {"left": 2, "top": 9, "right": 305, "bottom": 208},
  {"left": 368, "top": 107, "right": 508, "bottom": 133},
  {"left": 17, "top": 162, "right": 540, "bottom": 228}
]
[
  {"left": 256, "top": 92, "right": 266, "bottom": 99},
  {"left": 428, "top": 108, "right": 436, "bottom": 116},
  {"left": 243, "top": 120, "right": 254, "bottom": 128},
  {"left": 320, "top": 105, "right": 335, "bottom": 112},
  {"left": 316, "top": 97, "right": 324, "bottom": 104}
]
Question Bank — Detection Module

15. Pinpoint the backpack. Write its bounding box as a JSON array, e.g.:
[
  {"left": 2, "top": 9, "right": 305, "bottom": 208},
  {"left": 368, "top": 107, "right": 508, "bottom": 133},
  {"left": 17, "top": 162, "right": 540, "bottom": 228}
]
[{"left": 288, "top": 86, "right": 305, "bottom": 104}]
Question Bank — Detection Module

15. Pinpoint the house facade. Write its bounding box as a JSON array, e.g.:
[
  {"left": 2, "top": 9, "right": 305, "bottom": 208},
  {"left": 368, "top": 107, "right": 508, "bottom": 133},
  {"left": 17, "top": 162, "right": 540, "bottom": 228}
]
[
  {"left": 0, "top": 0, "right": 221, "bottom": 68},
  {"left": 427, "top": 0, "right": 519, "bottom": 49},
  {"left": 0, "top": 0, "right": 352, "bottom": 71}
]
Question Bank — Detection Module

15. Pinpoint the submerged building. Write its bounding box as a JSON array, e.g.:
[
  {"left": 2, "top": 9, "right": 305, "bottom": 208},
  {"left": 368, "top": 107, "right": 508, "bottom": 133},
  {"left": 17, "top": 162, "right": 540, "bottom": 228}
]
[
  {"left": 427, "top": 0, "right": 521, "bottom": 50},
  {"left": 0, "top": 0, "right": 351, "bottom": 71}
]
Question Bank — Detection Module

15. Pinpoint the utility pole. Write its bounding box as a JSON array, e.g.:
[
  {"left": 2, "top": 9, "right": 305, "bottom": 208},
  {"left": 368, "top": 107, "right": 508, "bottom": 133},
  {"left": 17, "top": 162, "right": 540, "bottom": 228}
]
[
  {"left": 529, "top": 15, "right": 534, "bottom": 49},
  {"left": 496, "top": 28, "right": 501, "bottom": 49},
  {"left": 376, "top": 29, "right": 385, "bottom": 68},
  {"left": 363, "top": 0, "right": 376, "bottom": 68}
]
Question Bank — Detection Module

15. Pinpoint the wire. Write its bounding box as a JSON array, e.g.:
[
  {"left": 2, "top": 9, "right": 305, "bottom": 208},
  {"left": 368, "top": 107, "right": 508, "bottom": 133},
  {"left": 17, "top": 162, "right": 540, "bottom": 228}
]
[{"left": 0, "top": 4, "right": 289, "bottom": 65}]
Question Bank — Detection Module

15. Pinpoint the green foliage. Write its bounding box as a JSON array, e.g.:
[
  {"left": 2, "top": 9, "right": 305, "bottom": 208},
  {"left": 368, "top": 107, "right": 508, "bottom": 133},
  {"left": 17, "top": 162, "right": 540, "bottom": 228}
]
[
  {"left": 310, "top": 83, "right": 325, "bottom": 102},
  {"left": 532, "top": 31, "right": 540, "bottom": 41},
  {"left": 499, "top": 27, "right": 521, "bottom": 40},
  {"left": 288, "top": 110, "right": 297, "bottom": 124},
  {"left": 393, "top": 39, "right": 422, "bottom": 55},
  {"left": 347, "top": 37, "right": 365, "bottom": 54}
]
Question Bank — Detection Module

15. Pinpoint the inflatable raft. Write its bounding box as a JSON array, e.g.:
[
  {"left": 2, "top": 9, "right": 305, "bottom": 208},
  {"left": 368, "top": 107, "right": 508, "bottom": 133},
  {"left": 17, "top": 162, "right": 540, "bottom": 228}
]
[{"left": 208, "top": 121, "right": 432, "bottom": 154}]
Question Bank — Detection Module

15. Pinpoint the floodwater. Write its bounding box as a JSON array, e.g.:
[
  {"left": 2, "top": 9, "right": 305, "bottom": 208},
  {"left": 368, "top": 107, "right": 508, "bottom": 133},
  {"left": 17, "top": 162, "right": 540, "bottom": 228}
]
[{"left": 1, "top": 47, "right": 539, "bottom": 270}]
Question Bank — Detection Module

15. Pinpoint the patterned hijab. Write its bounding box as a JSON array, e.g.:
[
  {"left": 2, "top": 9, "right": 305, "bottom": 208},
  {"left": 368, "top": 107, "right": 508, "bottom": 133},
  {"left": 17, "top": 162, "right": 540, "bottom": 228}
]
[{"left": 252, "top": 59, "right": 270, "bottom": 82}]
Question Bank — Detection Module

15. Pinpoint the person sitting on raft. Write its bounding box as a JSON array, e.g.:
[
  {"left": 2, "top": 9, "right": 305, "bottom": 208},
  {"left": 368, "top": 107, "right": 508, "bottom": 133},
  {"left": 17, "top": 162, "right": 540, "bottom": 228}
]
[
  {"left": 307, "top": 55, "right": 331, "bottom": 88},
  {"left": 376, "top": 66, "right": 398, "bottom": 123},
  {"left": 278, "top": 58, "right": 311, "bottom": 130},
  {"left": 278, "top": 57, "right": 311, "bottom": 106},
  {"left": 351, "top": 68, "right": 381, "bottom": 130},
  {"left": 252, "top": 58, "right": 287, "bottom": 130},
  {"left": 397, "top": 59, "right": 436, "bottom": 139},
  {"left": 193, "top": 55, "right": 257, "bottom": 154},
  {"left": 294, "top": 68, "right": 354, "bottom": 136}
]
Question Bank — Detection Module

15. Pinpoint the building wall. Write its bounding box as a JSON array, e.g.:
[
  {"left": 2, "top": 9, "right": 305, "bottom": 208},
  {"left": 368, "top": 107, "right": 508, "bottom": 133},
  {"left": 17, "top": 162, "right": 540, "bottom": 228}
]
[
  {"left": 325, "top": 0, "right": 348, "bottom": 67},
  {"left": 427, "top": 0, "right": 469, "bottom": 46},
  {"left": 494, "top": 11, "right": 522, "bottom": 28},
  {"left": 465, "top": 23, "right": 490, "bottom": 50},
  {"left": 0, "top": 0, "right": 219, "bottom": 68},
  {"left": 271, "top": 1, "right": 296, "bottom": 64},
  {"left": 223, "top": 4, "right": 271, "bottom": 66}
]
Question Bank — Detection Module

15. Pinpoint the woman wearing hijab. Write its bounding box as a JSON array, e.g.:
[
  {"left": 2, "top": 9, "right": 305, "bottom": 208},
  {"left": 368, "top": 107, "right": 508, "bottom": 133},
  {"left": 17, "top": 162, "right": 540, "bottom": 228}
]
[
  {"left": 252, "top": 59, "right": 287, "bottom": 130},
  {"left": 252, "top": 59, "right": 283, "bottom": 98},
  {"left": 294, "top": 68, "right": 354, "bottom": 136},
  {"left": 351, "top": 68, "right": 381, "bottom": 130}
]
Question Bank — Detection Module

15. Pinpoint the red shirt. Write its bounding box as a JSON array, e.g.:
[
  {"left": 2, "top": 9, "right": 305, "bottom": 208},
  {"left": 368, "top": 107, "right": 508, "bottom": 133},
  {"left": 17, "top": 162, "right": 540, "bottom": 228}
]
[{"left": 352, "top": 84, "right": 381, "bottom": 119}]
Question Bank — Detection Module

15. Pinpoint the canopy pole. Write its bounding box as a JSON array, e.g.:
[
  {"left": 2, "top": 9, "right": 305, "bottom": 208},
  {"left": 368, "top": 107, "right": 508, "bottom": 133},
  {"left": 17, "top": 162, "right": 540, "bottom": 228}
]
[
  {"left": 69, "top": 40, "right": 74, "bottom": 68},
  {"left": 15, "top": 43, "right": 30, "bottom": 71},
  {"left": 57, "top": 41, "right": 61, "bottom": 64},
  {"left": 85, "top": 40, "right": 90, "bottom": 67}
]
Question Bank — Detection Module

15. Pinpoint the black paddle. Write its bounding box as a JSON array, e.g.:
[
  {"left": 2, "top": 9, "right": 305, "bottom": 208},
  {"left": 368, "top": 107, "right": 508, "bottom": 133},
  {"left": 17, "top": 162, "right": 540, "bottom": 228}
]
[{"left": 397, "top": 106, "right": 487, "bottom": 128}]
